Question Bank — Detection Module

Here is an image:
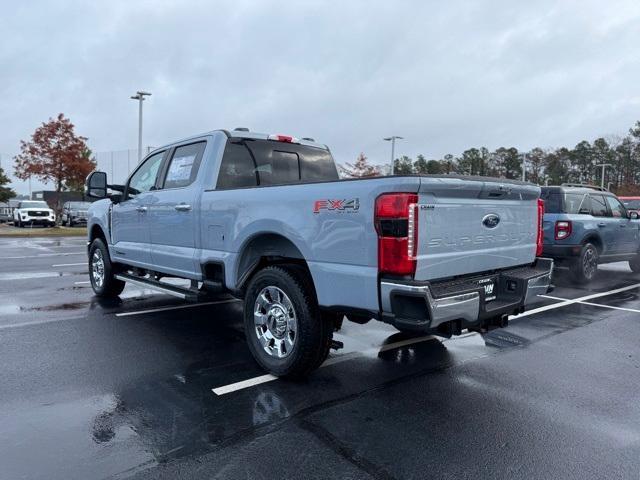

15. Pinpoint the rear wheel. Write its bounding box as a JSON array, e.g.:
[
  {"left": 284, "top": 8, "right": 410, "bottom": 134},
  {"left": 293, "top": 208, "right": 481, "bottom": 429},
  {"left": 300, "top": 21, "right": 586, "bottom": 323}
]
[
  {"left": 243, "top": 265, "right": 332, "bottom": 378},
  {"left": 571, "top": 242, "right": 599, "bottom": 284},
  {"left": 89, "top": 238, "right": 125, "bottom": 297}
]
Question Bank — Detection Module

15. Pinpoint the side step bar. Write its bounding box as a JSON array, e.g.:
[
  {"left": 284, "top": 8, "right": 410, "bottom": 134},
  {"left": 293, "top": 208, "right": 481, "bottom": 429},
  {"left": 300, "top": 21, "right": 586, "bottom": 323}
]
[{"left": 115, "top": 273, "right": 204, "bottom": 302}]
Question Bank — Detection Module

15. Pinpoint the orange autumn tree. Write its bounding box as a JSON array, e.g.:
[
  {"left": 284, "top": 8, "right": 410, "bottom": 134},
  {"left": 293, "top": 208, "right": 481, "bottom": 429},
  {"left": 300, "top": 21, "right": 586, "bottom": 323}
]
[{"left": 14, "top": 114, "right": 96, "bottom": 212}]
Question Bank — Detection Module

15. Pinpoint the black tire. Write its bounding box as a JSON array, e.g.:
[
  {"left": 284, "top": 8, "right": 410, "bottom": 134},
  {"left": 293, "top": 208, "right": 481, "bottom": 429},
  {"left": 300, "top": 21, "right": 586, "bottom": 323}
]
[
  {"left": 571, "top": 242, "right": 599, "bottom": 284},
  {"left": 89, "top": 238, "right": 125, "bottom": 297},
  {"left": 629, "top": 255, "right": 640, "bottom": 273},
  {"left": 243, "top": 265, "right": 332, "bottom": 378}
]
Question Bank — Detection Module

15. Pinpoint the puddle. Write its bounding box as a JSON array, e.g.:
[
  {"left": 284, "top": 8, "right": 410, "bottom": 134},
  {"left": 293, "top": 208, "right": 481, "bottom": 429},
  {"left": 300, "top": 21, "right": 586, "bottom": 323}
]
[
  {"left": 25, "top": 302, "right": 89, "bottom": 312},
  {"left": 0, "top": 393, "right": 155, "bottom": 480}
]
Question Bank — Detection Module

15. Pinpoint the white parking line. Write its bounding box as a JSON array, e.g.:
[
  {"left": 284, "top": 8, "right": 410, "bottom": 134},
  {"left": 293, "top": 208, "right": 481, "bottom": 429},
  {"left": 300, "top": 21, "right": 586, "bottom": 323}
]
[
  {"left": 51, "top": 262, "right": 87, "bottom": 267},
  {"left": 513, "top": 282, "right": 640, "bottom": 319},
  {"left": 212, "top": 334, "right": 436, "bottom": 396},
  {"left": 4, "top": 252, "right": 84, "bottom": 259},
  {"left": 578, "top": 301, "right": 640, "bottom": 314},
  {"left": 115, "top": 299, "right": 240, "bottom": 317},
  {"left": 74, "top": 281, "right": 91, "bottom": 285},
  {"left": 212, "top": 282, "right": 640, "bottom": 396}
]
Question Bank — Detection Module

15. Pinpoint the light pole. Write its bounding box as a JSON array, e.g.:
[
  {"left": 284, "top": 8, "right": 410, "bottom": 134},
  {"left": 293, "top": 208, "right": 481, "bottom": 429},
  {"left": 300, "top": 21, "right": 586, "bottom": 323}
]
[
  {"left": 595, "top": 163, "right": 611, "bottom": 189},
  {"left": 384, "top": 136, "right": 403, "bottom": 174},
  {"left": 130, "top": 91, "right": 151, "bottom": 162},
  {"left": 521, "top": 153, "right": 526, "bottom": 182}
]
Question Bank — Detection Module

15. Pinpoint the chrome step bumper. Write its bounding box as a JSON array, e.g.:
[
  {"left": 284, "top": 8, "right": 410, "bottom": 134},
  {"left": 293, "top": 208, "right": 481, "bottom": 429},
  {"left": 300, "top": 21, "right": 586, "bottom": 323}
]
[{"left": 380, "top": 258, "right": 554, "bottom": 332}]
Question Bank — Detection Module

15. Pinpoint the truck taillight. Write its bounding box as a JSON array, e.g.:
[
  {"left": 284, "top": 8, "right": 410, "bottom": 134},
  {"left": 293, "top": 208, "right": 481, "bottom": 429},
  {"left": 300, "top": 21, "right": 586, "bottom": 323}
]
[
  {"left": 536, "top": 199, "right": 545, "bottom": 257},
  {"left": 555, "top": 220, "right": 572, "bottom": 240},
  {"left": 375, "top": 193, "right": 418, "bottom": 277}
]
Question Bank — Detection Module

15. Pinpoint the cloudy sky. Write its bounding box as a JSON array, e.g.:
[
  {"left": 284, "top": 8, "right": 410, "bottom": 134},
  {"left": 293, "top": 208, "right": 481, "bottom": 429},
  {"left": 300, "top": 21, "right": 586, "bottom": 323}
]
[{"left": 1, "top": 0, "right": 639, "bottom": 193}]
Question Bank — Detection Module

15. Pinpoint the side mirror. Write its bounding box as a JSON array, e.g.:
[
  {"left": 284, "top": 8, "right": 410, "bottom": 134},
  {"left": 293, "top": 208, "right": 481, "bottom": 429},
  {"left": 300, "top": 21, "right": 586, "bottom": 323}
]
[
  {"left": 579, "top": 208, "right": 591, "bottom": 215},
  {"left": 85, "top": 171, "right": 108, "bottom": 199},
  {"left": 629, "top": 211, "right": 639, "bottom": 220}
]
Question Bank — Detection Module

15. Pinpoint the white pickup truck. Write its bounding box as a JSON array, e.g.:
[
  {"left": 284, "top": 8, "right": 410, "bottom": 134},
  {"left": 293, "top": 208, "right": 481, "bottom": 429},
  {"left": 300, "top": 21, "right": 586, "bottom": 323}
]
[{"left": 85, "top": 129, "right": 553, "bottom": 377}]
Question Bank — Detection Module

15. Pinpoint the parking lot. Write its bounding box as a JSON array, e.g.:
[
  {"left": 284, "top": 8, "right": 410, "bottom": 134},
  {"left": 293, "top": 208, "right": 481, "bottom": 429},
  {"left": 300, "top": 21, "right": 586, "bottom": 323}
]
[{"left": 1, "top": 236, "right": 640, "bottom": 479}]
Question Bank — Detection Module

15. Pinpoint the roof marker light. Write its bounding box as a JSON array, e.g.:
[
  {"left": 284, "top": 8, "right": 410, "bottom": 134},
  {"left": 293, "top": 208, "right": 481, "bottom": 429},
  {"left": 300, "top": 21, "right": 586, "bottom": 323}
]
[{"left": 268, "top": 134, "right": 299, "bottom": 144}]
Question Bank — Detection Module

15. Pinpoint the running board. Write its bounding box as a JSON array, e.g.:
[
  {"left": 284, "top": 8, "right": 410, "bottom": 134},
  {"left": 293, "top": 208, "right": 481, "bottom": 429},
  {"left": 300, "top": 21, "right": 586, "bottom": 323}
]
[{"left": 115, "top": 273, "right": 203, "bottom": 301}]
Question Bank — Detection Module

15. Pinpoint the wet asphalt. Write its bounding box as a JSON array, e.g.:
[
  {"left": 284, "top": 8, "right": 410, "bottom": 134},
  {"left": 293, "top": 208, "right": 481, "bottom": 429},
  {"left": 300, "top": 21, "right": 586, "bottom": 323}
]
[{"left": 1, "top": 236, "right": 640, "bottom": 479}]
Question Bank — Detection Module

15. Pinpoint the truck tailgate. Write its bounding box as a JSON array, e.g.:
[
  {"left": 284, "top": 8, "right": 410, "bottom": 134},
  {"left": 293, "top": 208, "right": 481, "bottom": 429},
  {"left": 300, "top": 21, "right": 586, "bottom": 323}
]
[{"left": 415, "top": 177, "right": 540, "bottom": 281}]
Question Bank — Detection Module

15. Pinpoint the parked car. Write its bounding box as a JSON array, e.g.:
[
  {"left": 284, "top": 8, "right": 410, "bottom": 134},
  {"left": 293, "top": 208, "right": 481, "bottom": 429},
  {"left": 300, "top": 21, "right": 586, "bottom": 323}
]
[
  {"left": 85, "top": 129, "right": 553, "bottom": 378},
  {"left": 12, "top": 200, "right": 56, "bottom": 227},
  {"left": 619, "top": 196, "right": 640, "bottom": 216},
  {"left": 61, "top": 201, "right": 91, "bottom": 226},
  {"left": 541, "top": 184, "right": 640, "bottom": 283},
  {"left": 0, "top": 202, "right": 11, "bottom": 223}
]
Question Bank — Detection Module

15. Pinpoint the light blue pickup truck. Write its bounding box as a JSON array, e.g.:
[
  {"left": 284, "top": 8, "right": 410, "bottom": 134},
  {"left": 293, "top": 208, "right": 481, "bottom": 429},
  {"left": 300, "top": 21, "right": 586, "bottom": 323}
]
[{"left": 85, "top": 128, "right": 553, "bottom": 377}]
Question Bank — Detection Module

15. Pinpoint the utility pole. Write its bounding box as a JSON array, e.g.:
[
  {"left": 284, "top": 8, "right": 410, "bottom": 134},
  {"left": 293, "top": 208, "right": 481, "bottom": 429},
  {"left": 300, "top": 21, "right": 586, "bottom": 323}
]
[
  {"left": 521, "top": 153, "right": 526, "bottom": 182},
  {"left": 130, "top": 91, "right": 151, "bottom": 162},
  {"left": 595, "top": 163, "right": 611, "bottom": 189},
  {"left": 384, "top": 136, "right": 403, "bottom": 175}
]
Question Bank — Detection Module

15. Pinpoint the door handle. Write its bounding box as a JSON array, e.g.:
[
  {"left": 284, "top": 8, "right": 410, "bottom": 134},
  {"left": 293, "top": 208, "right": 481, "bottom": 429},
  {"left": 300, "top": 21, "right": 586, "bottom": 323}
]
[
  {"left": 597, "top": 222, "right": 606, "bottom": 227},
  {"left": 174, "top": 204, "right": 192, "bottom": 212},
  {"left": 136, "top": 206, "right": 148, "bottom": 213}
]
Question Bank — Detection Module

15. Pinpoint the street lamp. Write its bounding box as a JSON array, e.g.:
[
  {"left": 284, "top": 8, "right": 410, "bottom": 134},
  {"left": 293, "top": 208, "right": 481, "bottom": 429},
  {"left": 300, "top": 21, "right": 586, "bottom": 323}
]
[
  {"left": 595, "top": 163, "right": 611, "bottom": 189},
  {"left": 130, "top": 91, "right": 151, "bottom": 162},
  {"left": 384, "top": 136, "right": 403, "bottom": 175}
]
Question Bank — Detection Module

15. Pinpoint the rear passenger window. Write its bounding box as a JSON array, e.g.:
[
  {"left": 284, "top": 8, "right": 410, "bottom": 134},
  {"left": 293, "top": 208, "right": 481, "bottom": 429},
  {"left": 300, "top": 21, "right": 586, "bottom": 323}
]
[
  {"left": 163, "top": 142, "right": 205, "bottom": 189},
  {"left": 564, "top": 194, "right": 587, "bottom": 214},
  {"left": 217, "top": 142, "right": 258, "bottom": 189},
  {"left": 590, "top": 195, "right": 608, "bottom": 217}
]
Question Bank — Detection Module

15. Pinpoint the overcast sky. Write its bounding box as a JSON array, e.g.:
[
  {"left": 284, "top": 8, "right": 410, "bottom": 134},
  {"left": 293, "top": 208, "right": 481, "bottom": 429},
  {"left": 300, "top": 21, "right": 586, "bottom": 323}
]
[{"left": 2, "top": 0, "right": 639, "bottom": 194}]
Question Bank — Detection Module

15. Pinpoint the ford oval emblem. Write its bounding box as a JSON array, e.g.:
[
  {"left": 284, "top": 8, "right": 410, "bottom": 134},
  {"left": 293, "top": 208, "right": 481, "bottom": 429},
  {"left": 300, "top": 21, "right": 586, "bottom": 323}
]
[{"left": 482, "top": 213, "right": 500, "bottom": 229}]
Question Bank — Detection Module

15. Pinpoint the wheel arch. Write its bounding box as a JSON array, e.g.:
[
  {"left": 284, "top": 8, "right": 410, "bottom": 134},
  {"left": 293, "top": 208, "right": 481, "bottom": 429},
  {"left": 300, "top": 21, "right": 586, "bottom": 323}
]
[
  {"left": 234, "top": 232, "right": 312, "bottom": 295},
  {"left": 89, "top": 224, "right": 108, "bottom": 245},
  {"left": 581, "top": 232, "right": 603, "bottom": 254}
]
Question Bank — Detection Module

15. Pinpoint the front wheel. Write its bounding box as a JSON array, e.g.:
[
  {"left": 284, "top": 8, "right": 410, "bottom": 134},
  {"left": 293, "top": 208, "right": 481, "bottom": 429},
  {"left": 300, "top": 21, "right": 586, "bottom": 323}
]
[
  {"left": 243, "top": 265, "right": 332, "bottom": 378},
  {"left": 571, "top": 242, "right": 599, "bottom": 284},
  {"left": 89, "top": 238, "right": 125, "bottom": 297}
]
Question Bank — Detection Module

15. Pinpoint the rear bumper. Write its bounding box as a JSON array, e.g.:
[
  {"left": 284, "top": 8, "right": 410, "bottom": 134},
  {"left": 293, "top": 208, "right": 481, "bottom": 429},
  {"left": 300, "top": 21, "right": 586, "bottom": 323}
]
[
  {"left": 380, "top": 258, "right": 554, "bottom": 333},
  {"left": 542, "top": 244, "right": 581, "bottom": 258}
]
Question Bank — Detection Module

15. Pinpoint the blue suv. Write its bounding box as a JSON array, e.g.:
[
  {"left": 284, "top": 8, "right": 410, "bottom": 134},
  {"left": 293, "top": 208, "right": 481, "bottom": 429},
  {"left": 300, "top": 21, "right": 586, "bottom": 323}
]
[{"left": 541, "top": 184, "right": 640, "bottom": 283}]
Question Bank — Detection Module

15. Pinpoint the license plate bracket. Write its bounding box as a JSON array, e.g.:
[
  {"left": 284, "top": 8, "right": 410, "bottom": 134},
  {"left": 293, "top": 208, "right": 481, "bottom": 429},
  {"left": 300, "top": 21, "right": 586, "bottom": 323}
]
[{"left": 478, "top": 277, "right": 497, "bottom": 302}]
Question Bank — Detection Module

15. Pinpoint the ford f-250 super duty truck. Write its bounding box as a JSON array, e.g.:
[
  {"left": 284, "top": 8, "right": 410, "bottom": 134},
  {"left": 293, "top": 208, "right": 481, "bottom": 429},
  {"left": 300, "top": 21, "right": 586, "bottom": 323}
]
[{"left": 85, "top": 128, "right": 553, "bottom": 378}]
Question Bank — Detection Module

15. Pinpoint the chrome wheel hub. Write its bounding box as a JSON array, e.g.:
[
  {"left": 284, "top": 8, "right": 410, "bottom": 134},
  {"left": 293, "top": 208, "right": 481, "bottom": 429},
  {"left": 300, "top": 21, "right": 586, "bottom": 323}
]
[
  {"left": 91, "top": 250, "right": 105, "bottom": 288},
  {"left": 254, "top": 286, "right": 297, "bottom": 359}
]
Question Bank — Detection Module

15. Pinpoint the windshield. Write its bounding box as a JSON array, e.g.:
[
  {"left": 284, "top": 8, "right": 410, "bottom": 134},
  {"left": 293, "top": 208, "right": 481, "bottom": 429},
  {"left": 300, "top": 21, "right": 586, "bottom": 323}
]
[
  {"left": 20, "top": 201, "right": 49, "bottom": 209},
  {"left": 68, "top": 202, "right": 90, "bottom": 209}
]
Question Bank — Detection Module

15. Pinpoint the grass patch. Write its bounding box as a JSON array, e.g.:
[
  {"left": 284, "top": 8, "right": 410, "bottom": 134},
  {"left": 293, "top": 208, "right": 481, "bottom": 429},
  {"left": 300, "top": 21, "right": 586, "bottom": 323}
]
[{"left": 0, "top": 224, "right": 87, "bottom": 237}]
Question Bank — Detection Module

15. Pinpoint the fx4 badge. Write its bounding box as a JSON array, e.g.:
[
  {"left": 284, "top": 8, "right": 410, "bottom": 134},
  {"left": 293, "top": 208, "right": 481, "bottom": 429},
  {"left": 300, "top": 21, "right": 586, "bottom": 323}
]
[{"left": 313, "top": 198, "right": 360, "bottom": 214}]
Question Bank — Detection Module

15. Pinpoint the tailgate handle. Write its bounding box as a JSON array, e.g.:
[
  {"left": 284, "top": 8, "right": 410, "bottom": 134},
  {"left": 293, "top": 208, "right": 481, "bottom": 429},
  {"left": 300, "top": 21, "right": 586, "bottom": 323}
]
[{"left": 481, "top": 184, "right": 512, "bottom": 199}]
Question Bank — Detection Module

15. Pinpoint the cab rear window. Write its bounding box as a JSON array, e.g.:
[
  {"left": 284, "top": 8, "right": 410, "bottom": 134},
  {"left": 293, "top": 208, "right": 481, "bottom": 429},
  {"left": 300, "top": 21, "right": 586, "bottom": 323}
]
[{"left": 216, "top": 139, "right": 338, "bottom": 189}]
